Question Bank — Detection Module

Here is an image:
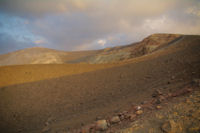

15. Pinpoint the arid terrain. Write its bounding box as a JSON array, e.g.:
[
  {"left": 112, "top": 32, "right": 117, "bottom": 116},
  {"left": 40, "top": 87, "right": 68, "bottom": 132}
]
[
  {"left": 0, "top": 34, "right": 181, "bottom": 66},
  {"left": 0, "top": 34, "right": 200, "bottom": 133}
]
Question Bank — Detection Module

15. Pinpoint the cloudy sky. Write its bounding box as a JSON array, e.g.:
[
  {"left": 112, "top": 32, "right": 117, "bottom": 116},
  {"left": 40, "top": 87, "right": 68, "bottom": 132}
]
[{"left": 0, "top": 0, "right": 200, "bottom": 54}]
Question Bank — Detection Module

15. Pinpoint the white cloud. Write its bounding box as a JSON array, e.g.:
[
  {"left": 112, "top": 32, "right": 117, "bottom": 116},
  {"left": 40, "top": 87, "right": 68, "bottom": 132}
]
[
  {"left": 186, "top": 6, "right": 200, "bottom": 17},
  {"left": 143, "top": 16, "right": 167, "bottom": 30},
  {"left": 1, "top": 0, "right": 200, "bottom": 52},
  {"left": 97, "top": 39, "right": 106, "bottom": 47}
]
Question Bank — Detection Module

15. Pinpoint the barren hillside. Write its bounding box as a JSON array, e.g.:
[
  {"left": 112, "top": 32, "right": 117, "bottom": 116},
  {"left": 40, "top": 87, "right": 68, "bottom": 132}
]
[
  {"left": 0, "top": 34, "right": 181, "bottom": 66},
  {"left": 0, "top": 34, "right": 199, "bottom": 133}
]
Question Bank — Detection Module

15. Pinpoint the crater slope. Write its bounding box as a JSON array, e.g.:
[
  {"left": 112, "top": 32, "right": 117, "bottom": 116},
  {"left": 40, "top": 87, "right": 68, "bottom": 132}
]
[
  {"left": 0, "top": 35, "right": 199, "bottom": 133},
  {"left": 0, "top": 34, "right": 181, "bottom": 66}
]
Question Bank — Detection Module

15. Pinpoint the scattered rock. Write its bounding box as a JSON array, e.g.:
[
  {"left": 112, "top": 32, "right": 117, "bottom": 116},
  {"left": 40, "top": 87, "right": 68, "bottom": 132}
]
[
  {"left": 122, "top": 111, "right": 128, "bottom": 114},
  {"left": 141, "top": 101, "right": 148, "bottom": 105},
  {"left": 96, "top": 116, "right": 103, "bottom": 121},
  {"left": 191, "top": 72, "right": 196, "bottom": 75},
  {"left": 81, "top": 124, "right": 95, "bottom": 133},
  {"left": 172, "top": 88, "right": 193, "bottom": 97},
  {"left": 119, "top": 114, "right": 125, "bottom": 121},
  {"left": 171, "top": 76, "right": 175, "bottom": 80},
  {"left": 156, "top": 96, "right": 165, "bottom": 104},
  {"left": 42, "top": 126, "right": 50, "bottom": 133},
  {"left": 155, "top": 114, "right": 164, "bottom": 119},
  {"left": 152, "top": 90, "right": 162, "bottom": 97},
  {"left": 186, "top": 88, "right": 193, "bottom": 93},
  {"left": 128, "top": 114, "right": 137, "bottom": 121},
  {"left": 124, "top": 113, "right": 131, "bottom": 119},
  {"left": 136, "top": 110, "right": 143, "bottom": 115},
  {"left": 121, "top": 111, "right": 128, "bottom": 119},
  {"left": 124, "top": 113, "right": 136, "bottom": 121},
  {"left": 156, "top": 105, "right": 162, "bottom": 109},
  {"left": 167, "top": 93, "right": 173, "bottom": 98},
  {"left": 45, "top": 117, "right": 55, "bottom": 126},
  {"left": 95, "top": 120, "right": 108, "bottom": 131},
  {"left": 155, "top": 99, "right": 162, "bottom": 104},
  {"left": 68, "top": 86, "right": 198, "bottom": 132},
  {"left": 161, "top": 121, "right": 171, "bottom": 133},
  {"left": 161, "top": 120, "right": 183, "bottom": 133},
  {"left": 136, "top": 106, "right": 142, "bottom": 110},
  {"left": 45, "top": 122, "right": 50, "bottom": 126},
  {"left": 117, "top": 112, "right": 123, "bottom": 116},
  {"left": 159, "top": 95, "right": 166, "bottom": 102},
  {"left": 192, "top": 79, "right": 200, "bottom": 86},
  {"left": 110, "top": 116, "right": 120, "bottom": 124}
]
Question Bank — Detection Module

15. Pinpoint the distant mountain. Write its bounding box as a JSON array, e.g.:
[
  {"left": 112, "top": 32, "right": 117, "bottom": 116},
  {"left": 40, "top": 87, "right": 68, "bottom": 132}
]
[
  {"left": 0, "top": 33, "right": 184, "bottom": 66},
  {"left": 80, "top": 33, "right": 182, "bottom": 63},
  {"left": 0, "top": 47, "right": 99, "bottom": 66}
]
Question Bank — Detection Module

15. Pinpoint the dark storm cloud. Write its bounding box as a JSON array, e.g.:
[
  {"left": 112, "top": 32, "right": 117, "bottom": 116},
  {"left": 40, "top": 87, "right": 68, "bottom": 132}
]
[{"left": 0, "top": 0, "right": 200, "bottom": 53}]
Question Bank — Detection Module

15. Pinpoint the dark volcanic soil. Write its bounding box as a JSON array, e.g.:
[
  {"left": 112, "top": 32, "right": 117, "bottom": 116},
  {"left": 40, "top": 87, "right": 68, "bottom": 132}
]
[{"left": 0, "top": 35, "right": 200, "bottom": 133}]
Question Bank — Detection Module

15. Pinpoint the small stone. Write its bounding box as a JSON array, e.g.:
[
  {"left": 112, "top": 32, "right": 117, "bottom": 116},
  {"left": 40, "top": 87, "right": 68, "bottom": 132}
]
[
  {"left": 152, "top": 90, "right": 162, "bottom": 97},
  {"left": 122, "top": 111, "right": 128, "bottom": 114},
  {"left": 155, "top": 99, "right": 161, "bottom": 104},
  {"left": 173, "top": 112, "right": 178, "bottom": 116},
  {"left": 95, "top": 120, "right": 108, "bottom": 131},
  {"left": 45, "top": 122, "right": 50, "bottom": 126},
  {"left": 155, "top": 95, "right": 165, "bottom": 104},
  {"left": 129, "top": 114, "right": 137, "bottom": 121},
  {"left": 42, "top": 126, "right": 50, "bottom": 133},
  {"left": 124, "top": 113, "right": 130, "bottom": 119},
  {"left": 159, "top": 95, "right": 165, "bottom": 101},
  {"left": 156, "top": 114, "right": 164, "bottom": 119},
  {"left": 191, "top": 72, "right": 196, "bottom": 75},
  {"left": 81, "top": 124, "right": 95, "bottom": 133},
  {"left": 96, "top": 116, "right": 103, "bottom": 120},
  {"left": 167, "top": 93, "right": 172, "bottom": 98},
  {"left": 136, "top": 110, "right": 143, "bottom": 115},
  {"left": 161, "top": 121, "right": 171, "bottom": 133},
  {"left": 171, "top": 76, "right": 175, "bottom": 80},
  {"left": 192, "top": 79, "right": 200, "bottom": 86},
  {"left": 136, "top": 106, "right": 142, "bottom": 110},
  {"left": 161, "top": 120, "right": 183, "bottom": 133},
  {"left": 141, "top": 101, "right": 148, "bottom": 105},
  {"left": 156, "top": 105, "right": 162, "bottom": 109},
  {"left": 187, "top": 88, "right": 193, "bottom": 92},
  {"left": 119, "top": 115, "right": 125, "bottom": 120},
  {"left": 110, "top": 116, "right": 120, "bottom": 124}
]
